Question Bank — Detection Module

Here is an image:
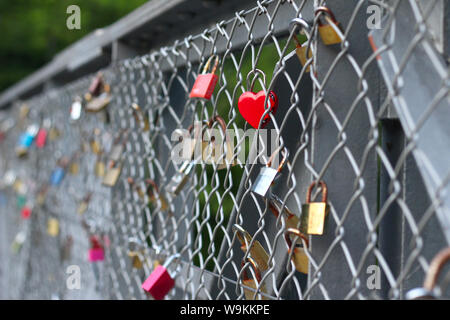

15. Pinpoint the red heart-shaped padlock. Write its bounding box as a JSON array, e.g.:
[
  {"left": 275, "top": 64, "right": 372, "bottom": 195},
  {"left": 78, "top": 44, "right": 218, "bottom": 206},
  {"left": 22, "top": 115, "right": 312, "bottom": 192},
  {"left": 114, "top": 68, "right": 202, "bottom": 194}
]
[{"left": 238, "top": 91, "right": 278, "bottom": 129}]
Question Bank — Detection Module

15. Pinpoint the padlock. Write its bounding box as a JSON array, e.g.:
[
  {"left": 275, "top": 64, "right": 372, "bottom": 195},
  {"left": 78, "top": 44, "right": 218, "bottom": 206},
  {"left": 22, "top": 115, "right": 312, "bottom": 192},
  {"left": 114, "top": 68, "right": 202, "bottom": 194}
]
[
  {"left": 300, "top": 181, "right": 329, "bottom": 235},
  {"left": 407, "top": 247, "right": 450, "bottom": 300},
  {"left": 200, "top": 116, "right": 237, "bottom": 170},
  {"left": 315, "top": 6, "right": 343, "bottom": 45},
  {"left": 189, "top": 55, "right": 219, "bottom": 100},
  {"left": 86, "top": 92, "right": 111, "bottom": 112},
  {"left": 88, "top": 236, "right": 105, "bottom": 262},
  {"left": 11, "top": 231, "right": 27, "bottom": 254},
  {"left": 102, "top": 160, "right": 122, "bottom": 187},
  {"left": 94, "top": 153, "right": 106, "bottom": 177},
  {"left": 268, "top": 193, "right": 300, "bottom": 230},
  {"left": 142, "top": 253, "right": 180, "bottom": 300},
  {"left": 285, "top": 228, "right": 309, "bottom": 274},
  {"left": 70, "top": 96, "right": 83, "bottom": 121},
  {"left": 131, "top": 103, "right": 150, "bottom": 131},
  {"left": 47, "top": 218, "right": 60, "bottom": 237},
  {"left": 50, "top": 157, "right": 69, "bottom": 186},
  {"left": 88, "top": 72, "right": 105, "bottom": 97},
  {"left": 48, "top": 126, "right": 61, "bottom": 141},
  {"left": 233, "top": 224, "right": 269, "bottom": 272},
  {"left": 165, "top": 160, "right": 195, "bottom": 196},
  {"left": 68, "top": 152, "right": 81, "bottom": 175},
  {"left": 146, "top": 179, "right": 169, "bottom": 211},
  {"left": 77, "top": 192, "right": 92, "bottom": 215},
  {"left": 36, "top": 184, "right": 49, "bottom": 206},
  {"left": 21, "top": 205, "right": 32, "bottom": 219},
  {"left": 16, "top": 193, "right": 27, "bottom": 210},
  {"left": 60, "top": 236, "right": 73, "bottom": 262},
  {"left": 290, "top": 18, "right": 313, "bottom": 72},
  {"left": 241, "top": 257, "right": 268, "bottom": 300},
  {"left": 252, "top": 147, "right": 289, "bottom": 198},
  {"left": 90, "top": 137, "right": 102, "bottom": 155},
  {"left": 16, "top": 124, "right": 39, "bottom": 157},
  {"left": 238, "top": 69, "right": 278, "bottom": 129},
  {"left": 109, "top": 130, "right": 128, "bottom": 162},
  {"left": 35, "top": 119, "right": 51, "bottom": 149},
  {"left": 128, "top": 238, "right": 146, "bottom": 269}
]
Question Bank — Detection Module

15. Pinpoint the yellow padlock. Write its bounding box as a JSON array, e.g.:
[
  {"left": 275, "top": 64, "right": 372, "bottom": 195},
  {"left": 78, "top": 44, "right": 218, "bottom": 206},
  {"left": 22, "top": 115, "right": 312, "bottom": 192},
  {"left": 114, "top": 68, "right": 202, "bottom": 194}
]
[
  {"left": 47, "top": 218, "right": 59, "bottom": 237},
  {"left": 233, "top": 224, "right": 269, "bottom": 272},
  {"left": 285, "top": 228, "right": 309, "bottom": 274},
  {"left": 300, "top": 181, "right": 330, "bottom": 235},
  {"left": 242, "top": 257, "right": 268, "bottom": 300},
  {"left": 315, "top": 6, "right": 343, "bottom": 45}
]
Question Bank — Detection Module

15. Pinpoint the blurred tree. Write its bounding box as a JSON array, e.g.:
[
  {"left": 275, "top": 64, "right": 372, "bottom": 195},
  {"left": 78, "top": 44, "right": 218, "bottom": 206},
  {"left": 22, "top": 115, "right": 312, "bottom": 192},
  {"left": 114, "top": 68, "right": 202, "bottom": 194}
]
[{"left": 0, "top": 0, "right": 148, "bottom": 92}]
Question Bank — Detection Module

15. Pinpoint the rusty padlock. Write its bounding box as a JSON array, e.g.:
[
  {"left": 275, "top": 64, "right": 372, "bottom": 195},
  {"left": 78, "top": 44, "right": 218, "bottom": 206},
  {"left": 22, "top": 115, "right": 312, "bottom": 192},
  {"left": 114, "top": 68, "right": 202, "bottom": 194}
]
[
  {"left": 189, "top": 55, "right": 219, "bottom": 100},
  {"left": 233, "top": 224, "right": 269, "bottom": 272},
  {"left": 241, "top": 257, "right": 268, "bottom": 300},
  {"left": 315, "top": 6, "right": 343, "bottom": 45},
  {"left": 300, "top": 181, "right": 330, "bottom": 235},
  {"left": 285, "top": 228, "right": 309, "bottom": 274}
]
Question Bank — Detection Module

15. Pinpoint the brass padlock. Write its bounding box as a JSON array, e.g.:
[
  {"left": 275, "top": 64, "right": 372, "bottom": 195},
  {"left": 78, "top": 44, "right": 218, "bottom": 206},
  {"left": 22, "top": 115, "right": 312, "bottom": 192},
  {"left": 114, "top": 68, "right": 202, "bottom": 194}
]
[
  {"left": 290, "top": 18, "right": 313, "bottom": 72},
  {"left": 145, "top": 179, "right": 168, "bottom": 211},
  {"left": 407, "top": 247, "right": 450, "bottom": 300},
  {"left": 241, "top": 257, "right": 268, "bottom": 300},
  {"left": 128, "top": 238, "right": 146, "bottom": 269},
  {"left": 47, "top": 218, "right": 60, "bottom": 237},
  {"left": 90, "top": 137, "right": 102, "bottom": 155},
  {"left": 300, "top": 181, "right": 329, "bottom": 235},
  {"left": 131, "top": 103, "right": 150, "bottom": 132},
  {"left": 233, "top": 224, "right": 269, "bottom": 272},
  {"left": 285, "top": 228, "right": 309, "bottom": 274},
  {"left": 68, "top": 152, "right": 81, "bottom": 175},
  {"left": 315, "top": 6, "right": 343, "bottom": 45},
  {"left": 268, "top": 194, "right": 300, "bottom": 230},
  {"left": 102, "top": 160, "right": 122, "bottom": 187}
]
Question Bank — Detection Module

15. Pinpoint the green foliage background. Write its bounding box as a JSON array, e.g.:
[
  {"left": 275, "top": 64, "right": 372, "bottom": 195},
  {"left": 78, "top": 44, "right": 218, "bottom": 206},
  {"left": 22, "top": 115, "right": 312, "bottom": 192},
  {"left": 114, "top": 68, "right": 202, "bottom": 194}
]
[{"left": 0, "top": 0, "right": 147, "bottom": 92}]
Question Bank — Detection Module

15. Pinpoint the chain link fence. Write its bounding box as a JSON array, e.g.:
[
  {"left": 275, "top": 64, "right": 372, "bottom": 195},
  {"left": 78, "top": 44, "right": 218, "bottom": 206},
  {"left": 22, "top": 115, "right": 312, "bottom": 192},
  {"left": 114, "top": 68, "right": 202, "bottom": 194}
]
[{"left": 0, "top": 0, "right": 449, "bottom": 300}]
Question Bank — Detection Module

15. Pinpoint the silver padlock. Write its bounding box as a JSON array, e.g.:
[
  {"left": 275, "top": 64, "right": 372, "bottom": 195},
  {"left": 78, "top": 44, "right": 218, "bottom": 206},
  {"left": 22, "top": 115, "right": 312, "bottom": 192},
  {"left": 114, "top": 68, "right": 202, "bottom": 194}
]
[
  {"left": 165, "top": 161, "right": 194, "bottom": 196},
  {"left": 251, "top": 147, "right": 289, "bottom": 197}
]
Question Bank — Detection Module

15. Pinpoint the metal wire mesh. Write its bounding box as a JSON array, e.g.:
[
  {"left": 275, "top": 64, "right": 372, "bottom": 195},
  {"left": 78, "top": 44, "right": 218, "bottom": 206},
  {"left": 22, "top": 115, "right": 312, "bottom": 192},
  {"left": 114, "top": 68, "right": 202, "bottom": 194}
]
[{"left": 0, "top": 0, "right": 449, "bottom": 300}]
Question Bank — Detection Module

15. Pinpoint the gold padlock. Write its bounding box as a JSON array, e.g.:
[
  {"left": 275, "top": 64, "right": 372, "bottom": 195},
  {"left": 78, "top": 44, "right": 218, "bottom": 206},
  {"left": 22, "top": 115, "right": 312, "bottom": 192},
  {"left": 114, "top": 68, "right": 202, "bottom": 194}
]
[
  {"left": 95, "top": 152, "right": 106, "bottom": 177},
  {"left": 131, "top": 103, "right": 150, "bottom": 132},
  {"left": 90, "top": 138, "right": 102, "bottom": 155},
  {"left": 315, "top": 6, "right": 343, "bottom": 45},
  {"left": 300, "top": 181, "right": 329, "bottom": 235},
  {"left": 47, "top": 218, "right": 60, "bottom": 237},
  {"left": 290, "top": 18, "right": 313, "bottom": 72},
  {"left": 268, "top": 194, "right": 300, "bottom": 230},
  {"left": 285, "top": 228, "right": 309, "bottom": 274},
  {"left": 102, "top": 160, "right": 122, "bottom": 187},
  {"left": 233, "top": 224, "right": 269, "bottom": 272},
  {"left": 241, "top": 257, "right": 268, "bottom": 300}
]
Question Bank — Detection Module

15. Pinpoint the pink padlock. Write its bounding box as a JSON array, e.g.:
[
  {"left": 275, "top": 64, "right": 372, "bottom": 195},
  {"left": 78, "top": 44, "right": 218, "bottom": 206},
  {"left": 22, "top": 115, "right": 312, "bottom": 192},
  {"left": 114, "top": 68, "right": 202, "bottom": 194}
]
[
  {"left": 88, "top": 236, "right": 105, "bottom": 262},
  {"left": 189, "top": 55, "right": 219, "bottom": 100},
  {"left": 142, "top": 254, "right": 180, "bottom": 300},
  {"left": 35, "top": 119, "right": 51, "bottom": 149}
]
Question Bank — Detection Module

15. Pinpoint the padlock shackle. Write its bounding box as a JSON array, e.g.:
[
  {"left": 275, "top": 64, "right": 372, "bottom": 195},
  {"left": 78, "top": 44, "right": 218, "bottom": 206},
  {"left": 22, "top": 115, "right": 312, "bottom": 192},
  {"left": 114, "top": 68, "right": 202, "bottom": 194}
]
[
  {"left": 232, "top": 224, "right": 253, "bottom": 248},
  {"left": 241, "top": 257, "right": 262, "bottom": 282},
  {"left": 246, "top": 69, "right": 267, "bottom": 93},
  {"left": 289, "top": 18, "right": 311, "bottom": 47},
  {"left": 424, "top": 247, "right": 450, "bottom": 291},
  {"left": 163, "top": 253, "right": 181, "bottom": 269},
  {"left": 202, "top": 55, "right": 220, "bottom": 75},
  {"left": 284, "top": 228, "right": 309, "bottom": 249},
  {"left": 315, "top": 6, "right": 338, "bottom": 26},
  {"left": 266, "top": 147, "right": 289, "bottom": 172},
  {"left": 268, "top": 193, "right": 297, "bottom": 221},
  {"left": 306, "top": 180, "right": 328, "bottom": 203}
]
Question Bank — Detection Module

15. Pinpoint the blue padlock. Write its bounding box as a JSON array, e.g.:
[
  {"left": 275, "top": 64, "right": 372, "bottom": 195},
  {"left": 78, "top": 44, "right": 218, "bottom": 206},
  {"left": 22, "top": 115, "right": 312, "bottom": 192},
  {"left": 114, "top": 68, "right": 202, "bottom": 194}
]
[
  {"left": 50, "top": 167, "right": 65, "bottom": 186},
  {"left": 18, "top": 132, "right": 34, "bottom": 148}
]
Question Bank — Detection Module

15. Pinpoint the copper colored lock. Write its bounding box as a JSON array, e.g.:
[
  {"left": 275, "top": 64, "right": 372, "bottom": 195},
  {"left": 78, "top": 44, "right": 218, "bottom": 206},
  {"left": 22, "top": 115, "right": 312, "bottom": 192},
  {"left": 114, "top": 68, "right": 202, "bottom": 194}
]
[
  {"left": 407, "top": 247, "right": 450, "bottom": 300},
  {"left": 300, "top": 181, "right": 329, "bottom": 235},
  {"left": 189, "top": 55, "right": 219, "bottom": 100},
  {"left": 285, "top": 228, "right": 309, "bottom": 274},
  {"left": 241, "top": 257, "right": 268, "bottom": 300},
  {"left": 315, "top": 6, "right": 343, "bottom": 45}
]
